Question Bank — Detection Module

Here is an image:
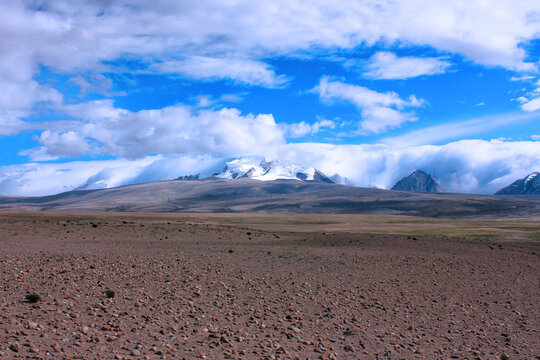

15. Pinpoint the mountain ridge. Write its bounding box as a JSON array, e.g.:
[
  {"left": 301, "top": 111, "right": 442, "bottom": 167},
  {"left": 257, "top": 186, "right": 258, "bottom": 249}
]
[
  {"left": 495, "top": 172, "right": 540, "bottom": 195},
  {"left": 391, "top": 170, "right": 446, "bottom": 193},
  {"left": 214, "top": 158, "right": 335, "bottom": 183},
  {"left": 1, "top": 178, "right": 539, "bottom": 218}
]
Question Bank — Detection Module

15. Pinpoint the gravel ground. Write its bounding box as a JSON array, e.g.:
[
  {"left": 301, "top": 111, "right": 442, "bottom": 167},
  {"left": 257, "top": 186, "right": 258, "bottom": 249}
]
[{"left": 0, "top": 213, "right": 538, "bottom": 359}]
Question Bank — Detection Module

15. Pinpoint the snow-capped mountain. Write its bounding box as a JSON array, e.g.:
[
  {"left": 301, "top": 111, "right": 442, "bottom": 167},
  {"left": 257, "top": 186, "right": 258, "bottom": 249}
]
[
  {"left": 495, "top": 172, "right": 540, "bottom": 195},
  {"left": 213, "top": 158, "right": 334, "bottom": 183},
  {"left": 391, "top": 170, "right": 446, "bottom": 193}
]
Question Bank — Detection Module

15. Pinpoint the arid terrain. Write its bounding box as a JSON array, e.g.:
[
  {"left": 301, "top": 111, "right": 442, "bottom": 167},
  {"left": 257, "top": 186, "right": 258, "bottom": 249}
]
[{"left": 0, "top": 211, "right": 538, "bottom": 359}]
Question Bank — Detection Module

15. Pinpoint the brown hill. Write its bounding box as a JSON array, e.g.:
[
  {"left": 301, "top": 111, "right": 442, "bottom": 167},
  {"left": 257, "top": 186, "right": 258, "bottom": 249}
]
[{"left": 1, "top": 178, "right": 540, "bottom": 218}]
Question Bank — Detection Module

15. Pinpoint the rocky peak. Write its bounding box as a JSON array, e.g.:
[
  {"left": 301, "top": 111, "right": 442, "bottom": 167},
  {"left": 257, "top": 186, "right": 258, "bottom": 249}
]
[
  {"left": 495, "top": 172, "right": 540, "bottom": 195},
  {"left": 391, "top": 170, "right": 446, "bottom": 193}
]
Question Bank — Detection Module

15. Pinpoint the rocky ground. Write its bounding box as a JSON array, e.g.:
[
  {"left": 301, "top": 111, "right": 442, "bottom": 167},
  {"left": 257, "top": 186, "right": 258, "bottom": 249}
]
[{"left": 0, "top": 212, "right": 538, "bottom": 359}]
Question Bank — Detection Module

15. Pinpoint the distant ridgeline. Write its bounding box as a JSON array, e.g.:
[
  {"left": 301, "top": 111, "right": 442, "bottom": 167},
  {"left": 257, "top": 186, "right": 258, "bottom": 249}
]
[
  {"left": 173, "top": 158, "right": 539, "bottom": 196},
  {"left": 495, "top": 172, "right": 540, "bottom": 195}
]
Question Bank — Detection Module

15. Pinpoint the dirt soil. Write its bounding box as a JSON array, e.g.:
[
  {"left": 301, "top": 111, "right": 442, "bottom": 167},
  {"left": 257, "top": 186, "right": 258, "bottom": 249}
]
[{"left": 0, "top": 212, "right": 538, "bottom": 359}]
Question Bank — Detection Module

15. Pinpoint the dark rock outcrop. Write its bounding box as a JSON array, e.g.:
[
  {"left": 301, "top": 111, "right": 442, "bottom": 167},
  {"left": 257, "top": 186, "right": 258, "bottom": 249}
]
[
  {"left": 495, "top": 172, "right": 540, "bottom": 195},
  {"left": 391, "top": 170, "right": 446, "bottom": 193}
]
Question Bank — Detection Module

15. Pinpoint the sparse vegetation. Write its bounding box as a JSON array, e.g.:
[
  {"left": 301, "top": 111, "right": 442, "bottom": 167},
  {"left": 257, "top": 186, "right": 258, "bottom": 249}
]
[{"left": 104, "top": 289, "right": 115, "bottom": 298}]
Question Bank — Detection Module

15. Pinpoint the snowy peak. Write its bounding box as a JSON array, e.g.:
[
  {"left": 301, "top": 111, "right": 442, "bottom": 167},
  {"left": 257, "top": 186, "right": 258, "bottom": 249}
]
[
  {"left": 214, "top": 158, "right": 334, "bottom": 183},
  {"left": 495, "top": 172, "right": 540, "bottom": 195},
  {"left": 391, "top": 170, "right": 446, "bottom": 193}
]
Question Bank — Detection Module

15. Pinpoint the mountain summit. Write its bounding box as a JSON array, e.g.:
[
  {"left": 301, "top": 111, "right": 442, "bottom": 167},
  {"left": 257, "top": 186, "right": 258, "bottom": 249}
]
[
  {"left": 214, "top": 159, "right": 334, "bottom": 183},
  {"left": 495, "top": 172, "right": 540, "bottom": 195},
  {"left": 391, "top": 170, "right": 446, "bottom": 193}
]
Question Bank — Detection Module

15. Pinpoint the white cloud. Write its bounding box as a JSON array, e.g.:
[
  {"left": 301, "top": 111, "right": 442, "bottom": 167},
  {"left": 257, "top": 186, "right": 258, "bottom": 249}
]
[
  {"left": 3, "top": 0, "right": 531, "bottom": 71},
  {"left": 2, "top": 139, "right": 539, "bottom": 196},
  {"left": 282, "top": 119, "right": 336, "bottom": 138},
  {"left": 152, "top": 57, "right": 289, "bottom": 88},
  {"left": 276, "top": 140, "right": 540, "bottom": 194},
  {"left": 0, "top": 155, "right": 224, "bottom": 196},
  {"left": 20, "top": 131, "right": 90, "bottom": 161},
  {"left": 69, "top": 73, "right": 125, "bottom": 96},
  {"left": 0, "top": 76, "right": 63, "bottom": 135},
  {"left": 362, "top": 52, "right": 451, "bottom": 79},
  {"left": 532, "top": 135, "right": 540, "bottom": 141},
  {"left": 383, "top": 111, "right": 540, "bottom": 147},
  {"left": 23, "top": 101, "right": 286, "bottom": 159},
  {"left": 510, "top": 75, "right": 536, "bottom": 82},
  {"left": 0, "top": 0, "right": 539, "bottom": 134},
  {"left": 219, "top": 93, "right": 246, "bottom": 103},
  {"left": 313, "top": 77, "right": 424, "bottom": 133},
  {"left": 520, "top": 96, "right": 540, "bottom": 112}
]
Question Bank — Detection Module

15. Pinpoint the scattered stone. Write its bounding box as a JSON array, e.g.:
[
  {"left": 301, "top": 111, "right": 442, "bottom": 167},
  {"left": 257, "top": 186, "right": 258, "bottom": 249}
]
[
  {"left": 9, "top": 343, "right": 20, "bottom": 352},
  {"left": 25, "top": 293, "right": 40, "bottom": 303}
]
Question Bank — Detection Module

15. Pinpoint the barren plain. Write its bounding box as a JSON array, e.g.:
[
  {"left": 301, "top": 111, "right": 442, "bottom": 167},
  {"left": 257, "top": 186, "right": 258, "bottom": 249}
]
[{"left": 0, "top": 211, "right": 538, "bottom": 359}]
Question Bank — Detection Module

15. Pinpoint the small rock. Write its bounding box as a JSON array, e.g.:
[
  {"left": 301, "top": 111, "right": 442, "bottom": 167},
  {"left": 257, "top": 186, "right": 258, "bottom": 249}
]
[{"left": 9, "top": 343, "right": 20, "bottom": 353}]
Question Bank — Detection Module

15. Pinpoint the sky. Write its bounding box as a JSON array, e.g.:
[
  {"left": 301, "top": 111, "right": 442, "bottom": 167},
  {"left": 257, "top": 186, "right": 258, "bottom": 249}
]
[{"left": 1, "top": 0, "right": 540, "bottom": 196}]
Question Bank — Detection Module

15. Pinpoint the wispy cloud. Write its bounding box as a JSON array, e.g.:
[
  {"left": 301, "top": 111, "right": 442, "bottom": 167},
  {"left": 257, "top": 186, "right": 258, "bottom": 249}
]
[
  {"left": 382, "top": 112, "right": 540, "bottom": 147},
  {"left": 152, "top": 57, "right": 290, "bottom": 88},
  {"left": 281, "top": 119, "right": 336, "bottom": 138},
  {"left": 362, "top": 52, "right": 451, "bottom": 79}
]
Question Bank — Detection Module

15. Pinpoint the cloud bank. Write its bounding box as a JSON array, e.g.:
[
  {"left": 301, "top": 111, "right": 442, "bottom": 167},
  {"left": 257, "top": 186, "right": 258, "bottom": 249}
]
[{"left": 1, "top": 139, "right": 539, "bottom": 197}]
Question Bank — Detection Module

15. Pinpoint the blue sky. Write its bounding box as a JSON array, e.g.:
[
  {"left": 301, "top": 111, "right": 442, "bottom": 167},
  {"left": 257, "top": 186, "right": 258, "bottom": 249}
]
[{"left": 0, "top": 0, "right": 539, "bottom": 196}]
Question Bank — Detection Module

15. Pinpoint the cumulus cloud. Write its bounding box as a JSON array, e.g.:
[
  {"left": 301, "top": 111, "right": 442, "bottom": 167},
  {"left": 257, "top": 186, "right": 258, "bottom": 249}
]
[
  {"left": 2, "top": 140, "right": 539, "bottom": 196},
  {"left": 313, "top": 77, "right": 424, "bottom": 133},
  {"left": 0, "top": 76, "right": 63, "bottom": 135},
  {"left": 23, "top": 100, "right": 285, "bottom": 159},
  {"left": 362, "top": 52, "right": 451, "bottom": 79},
  {"left": 20, "top": 131, "right": 90, "bottom": 161},
  {"left": 152, "top": 57, "right": 289, "bottom": 88}
]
